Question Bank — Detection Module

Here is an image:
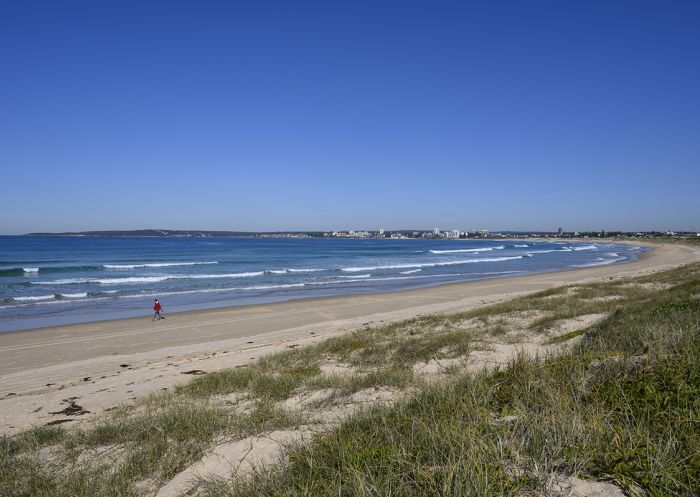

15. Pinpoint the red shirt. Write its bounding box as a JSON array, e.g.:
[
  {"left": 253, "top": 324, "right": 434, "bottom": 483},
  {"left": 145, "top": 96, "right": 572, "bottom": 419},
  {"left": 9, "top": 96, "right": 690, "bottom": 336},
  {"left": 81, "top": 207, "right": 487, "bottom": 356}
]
[{"left": 154, "top": 302, "right": 161, "bottom": 311}]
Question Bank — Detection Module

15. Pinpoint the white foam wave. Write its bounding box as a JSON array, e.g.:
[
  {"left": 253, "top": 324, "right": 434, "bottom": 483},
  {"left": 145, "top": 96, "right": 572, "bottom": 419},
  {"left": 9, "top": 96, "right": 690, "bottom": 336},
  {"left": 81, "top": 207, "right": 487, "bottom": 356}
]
[
  {"left": 305, "top": 279, "right": 373, "bottom": 286},
  {"left": 430, "top": 248, "right": 493, "bottom": 254},
  {"left": 32, "top": 272, "right": 264, "bottom": 286},
  {"left": 430, "top": 245, "right": 505, "bottom": 254},
  {"left": 33, "top": 278, "right": 91, "bottom": 285},
  {"left": 58, "top": 292, "right": 88, "bottom": 299},
  {"left": 514, "top": 244, "right": 529, "bottom": 248},
  {"left": 312, "top": 270, "right": 524, "bottom": 285},
  {"left": 244, "top": 283, "right": 306, "bottom": 291},
  {"left": 178, "top": 272, "right": 264, "bottom": 280},
  {"left": 378, "top": 271, "right": 522, "bottom": 282},
  {"left": 341, "top": 256, "right": 523, "bottom": 272},
  {"left": 339, "top": 274, "right": 371, "bottom": 279},
  {"left": 33, "top": 276, "right": 170, "bottom": 285},
  {"left": 1, "top": 296, "right": 114, "bottom": 308},
  {"left": 526, "top": 248, "right": 572, "bottom": 254},
  {"left": 13, "top": 295, "right": 54, "bottom": 302},
  {"left": 87, "top": 290, "right": 118, "bottom": 297},
  {"left": 264, "top": 268, "right": 325, "bottom": 275},
  {"left": 400, "top": 269, "right": 422, "bottom": 274},
  {"left": 127, "top": 283, "right": 307, "bottom": 298},
  {"left": 23, "top": 267, "right": 39, "bottom": 273},
  {"left": 94, "top": 276, "right": 171, "bottom": 284},
  {"left": 102, "top": 262, "right": 218, "bottom": 269},
  {"left": 571, "top": 245, "right": 598, "bottom": 251},
  {"left": 572, "top": 257, "right": 626, "bottom": 268},
  {"left": 287, "top": 268, "right": 325, "bottom": 273}
]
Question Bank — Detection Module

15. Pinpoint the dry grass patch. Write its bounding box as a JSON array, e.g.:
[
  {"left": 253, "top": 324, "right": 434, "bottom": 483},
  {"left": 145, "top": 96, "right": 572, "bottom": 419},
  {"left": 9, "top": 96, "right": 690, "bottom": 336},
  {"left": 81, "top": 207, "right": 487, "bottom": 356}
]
[
  {"left": 536, "top": 473, "right": 627, "bottom": 497},
  {"left": 459, "top": 310, "right": 550, "bottom": 340},
  {"left": 207, "top": 393, "right": 257, "bottom": 417},
  {"left": 412, "top": 356, "right": 466, "bottom": 379},
  {"left": 348, "top": 386, "right": 403, "bottom": 405},
  {"left": 465, "top": 342, "right": 549, "bottom": 374},
  {"left": 585, "top": 295, "right": 624, "bottom": 303},
  {"left": 156, "top": 428, "right": 321, "bottom": 497},
  {"left": 549, "top": 313, "right": 608, "bottom": 336},
  {"left": 622, "top": 282, "right": 676, "bottom": 291},
  {"left": 279, "top": 389, "right": 337, "bottom": 411},
  {"left": 541, "top": 286, "right": 582, "bottom": 300},
  {"left": 318, "top": 360, "right": 355, "bottom": 376}
]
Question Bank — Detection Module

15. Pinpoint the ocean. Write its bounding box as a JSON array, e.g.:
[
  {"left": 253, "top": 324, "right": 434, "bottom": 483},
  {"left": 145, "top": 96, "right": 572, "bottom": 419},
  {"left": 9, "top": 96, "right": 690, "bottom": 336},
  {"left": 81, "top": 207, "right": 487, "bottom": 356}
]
[{"left": 0, "top": 236, "right": 645, "bottom": 333}]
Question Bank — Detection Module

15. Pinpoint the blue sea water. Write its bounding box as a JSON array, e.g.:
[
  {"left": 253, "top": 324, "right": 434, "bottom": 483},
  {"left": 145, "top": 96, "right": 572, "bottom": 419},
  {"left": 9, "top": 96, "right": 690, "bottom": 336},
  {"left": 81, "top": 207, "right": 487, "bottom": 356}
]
[{"left": 0, "top": 236, "right": 646, "bottom": 333}]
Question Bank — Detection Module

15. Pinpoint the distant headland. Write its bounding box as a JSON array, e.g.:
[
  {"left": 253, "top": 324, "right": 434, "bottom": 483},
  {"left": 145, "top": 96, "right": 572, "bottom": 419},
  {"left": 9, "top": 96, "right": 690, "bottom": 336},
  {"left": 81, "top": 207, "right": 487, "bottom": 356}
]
[
  {"left": 21, "top": 228, "right": 700, "bottom": 240},
  {"left": 24, "top": 229, "right": 262, "bottom": 238}
]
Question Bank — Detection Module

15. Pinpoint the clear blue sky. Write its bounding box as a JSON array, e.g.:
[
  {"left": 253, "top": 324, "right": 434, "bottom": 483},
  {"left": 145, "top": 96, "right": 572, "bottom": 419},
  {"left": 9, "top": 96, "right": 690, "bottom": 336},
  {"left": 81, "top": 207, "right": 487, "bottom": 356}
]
[{"left": 1, "top": 1, "right": 698, "bottom": 234}]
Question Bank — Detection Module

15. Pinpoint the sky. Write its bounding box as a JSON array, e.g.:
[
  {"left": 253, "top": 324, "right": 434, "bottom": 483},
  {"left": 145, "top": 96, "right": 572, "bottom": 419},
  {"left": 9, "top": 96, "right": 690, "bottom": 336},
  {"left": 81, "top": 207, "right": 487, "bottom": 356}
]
[{"left": 1, "top": 1, "right": 699, "bottom": 234}]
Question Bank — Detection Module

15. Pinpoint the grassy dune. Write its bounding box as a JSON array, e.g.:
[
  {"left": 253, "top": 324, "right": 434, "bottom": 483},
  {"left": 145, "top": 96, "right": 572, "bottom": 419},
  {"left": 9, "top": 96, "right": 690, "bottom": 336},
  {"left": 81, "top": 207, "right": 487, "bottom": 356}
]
[{"left": 2, "top": 262, "right": 699, "bottom": 496}]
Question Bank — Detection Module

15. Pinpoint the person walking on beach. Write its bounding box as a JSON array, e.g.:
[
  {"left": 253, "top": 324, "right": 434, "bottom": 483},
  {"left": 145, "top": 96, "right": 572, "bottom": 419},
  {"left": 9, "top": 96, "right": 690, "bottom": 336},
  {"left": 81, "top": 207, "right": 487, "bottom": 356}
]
[{"left": 152, "top": 299, "right": 164, "bottom": 320}]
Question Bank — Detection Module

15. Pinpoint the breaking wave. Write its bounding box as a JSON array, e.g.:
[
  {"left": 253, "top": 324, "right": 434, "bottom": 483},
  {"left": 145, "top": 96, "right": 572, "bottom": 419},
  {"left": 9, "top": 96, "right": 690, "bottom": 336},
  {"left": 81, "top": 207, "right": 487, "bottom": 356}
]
[
  {"left": 263, "top": 268, "right": 324, "bottom": 275},
  {"left": 130, "top": 283, "right": 308, "bottom": 298},
  {"left": 341, "top": 256, "right": 523, "bottom": 272},
  {"left": 430, "top": 247, "right": 493, "bottom": 254},
  {"left": 103, "top": 261, "right": 218, "bottom": 269},
  {"left": 526, "top": 248, "right": 572, "bottom": 254},
  {"left": 570, "top": 245, "right": 598, "bottom": 251},
  {"left": 13, "top": 295, "right": 55, "bottom": 302},
  {"left": 31, "top": 272, "right": 265, "bottom": 286},
  {"left": 178, "top": 272, "right": 264, "bottom": 280},
  {"left": 33, "top": 276, "right": 170, "bottom": 285},
  {"left": 573, "top": 256, "right": 626, "bottom": 268},
  {"left": 429, "top": 245, "right": 505, "bottom": 254},
  {"left": 0, "top": 267, "right": 41, "bottom": 276},
  {"left": 56, "top": 292, "right": 88, "bottom": 299}
]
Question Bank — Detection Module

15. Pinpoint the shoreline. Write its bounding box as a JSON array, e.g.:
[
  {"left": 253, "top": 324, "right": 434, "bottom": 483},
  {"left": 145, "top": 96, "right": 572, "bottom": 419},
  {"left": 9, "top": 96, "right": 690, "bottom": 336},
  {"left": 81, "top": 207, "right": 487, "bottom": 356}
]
[
  {"left": 0, "top": 240, "right": 652, "bottom": 339},
  {"left": 0, "top": 241, "right": 698, "bottom": 434},
  {"left": 0, "top": 238, "right": 640, "bottom": 334},
  {"left": 0, "top": 238, "right": 650, "bottom": 335}
]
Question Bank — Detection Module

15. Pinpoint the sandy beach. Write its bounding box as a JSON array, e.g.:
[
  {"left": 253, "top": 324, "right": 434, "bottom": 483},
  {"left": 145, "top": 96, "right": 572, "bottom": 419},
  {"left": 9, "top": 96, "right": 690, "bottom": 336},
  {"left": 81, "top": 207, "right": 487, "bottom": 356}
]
[{"left": 1, "top": 240, "right": 698, "bottom": 435}]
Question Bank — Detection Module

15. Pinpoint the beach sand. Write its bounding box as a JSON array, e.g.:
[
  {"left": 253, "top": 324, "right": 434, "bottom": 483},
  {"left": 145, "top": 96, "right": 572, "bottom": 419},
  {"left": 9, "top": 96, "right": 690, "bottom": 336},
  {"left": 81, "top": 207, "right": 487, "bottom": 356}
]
[{"left": 1, "top": 240, "right": 698, "bottom": 435}]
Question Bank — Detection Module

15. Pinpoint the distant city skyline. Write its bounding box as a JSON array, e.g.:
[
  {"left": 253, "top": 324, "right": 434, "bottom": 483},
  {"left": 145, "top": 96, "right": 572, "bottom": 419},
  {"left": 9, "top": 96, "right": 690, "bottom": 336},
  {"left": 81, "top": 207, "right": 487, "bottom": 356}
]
[{"left": 2, "top": 2, "right": 699, "bottom": 235}]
